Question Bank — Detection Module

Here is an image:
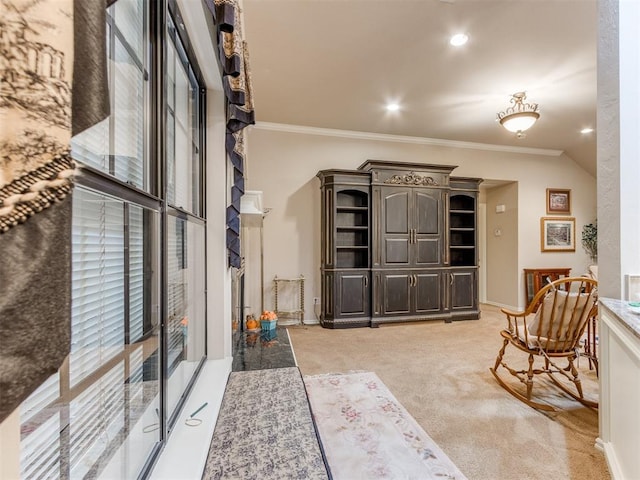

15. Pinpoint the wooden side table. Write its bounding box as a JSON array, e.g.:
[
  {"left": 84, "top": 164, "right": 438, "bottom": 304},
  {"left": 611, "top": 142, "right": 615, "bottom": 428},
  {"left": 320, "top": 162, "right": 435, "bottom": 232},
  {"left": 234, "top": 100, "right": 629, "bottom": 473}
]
[{"left": 523, "top": 268, "right": 571, "bottom": 308}]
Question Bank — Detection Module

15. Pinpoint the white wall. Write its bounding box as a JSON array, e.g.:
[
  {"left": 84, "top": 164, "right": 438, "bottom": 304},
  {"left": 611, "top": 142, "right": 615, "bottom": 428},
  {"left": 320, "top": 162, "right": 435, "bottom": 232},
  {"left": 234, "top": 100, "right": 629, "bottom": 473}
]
[
  {"left": 245, "top": 124, "right": 597, "bottom": 318},
  {"left": 205, "top": 90, "right": 233, "bottom": 359}
]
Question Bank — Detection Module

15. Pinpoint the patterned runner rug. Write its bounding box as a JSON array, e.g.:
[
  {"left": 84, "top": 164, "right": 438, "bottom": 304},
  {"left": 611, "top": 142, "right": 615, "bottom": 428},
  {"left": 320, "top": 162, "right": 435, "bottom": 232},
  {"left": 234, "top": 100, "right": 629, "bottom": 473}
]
[
  {"left": 202, "top": 367, "right": 330, "bottom": 479},
  {"left": 304, "top": 371, "right": 467, "bottom": 480}
]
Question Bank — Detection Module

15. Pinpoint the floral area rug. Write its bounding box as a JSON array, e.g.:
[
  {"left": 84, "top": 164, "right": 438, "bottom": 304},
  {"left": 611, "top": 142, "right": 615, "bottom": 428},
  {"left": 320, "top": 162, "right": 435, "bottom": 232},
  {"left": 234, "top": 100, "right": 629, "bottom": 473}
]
[
  {"left": 202, "top": 367, "right": 329, "bottom": 479},
  {"left": 304, "top": 371, "right": 467, "bottom": 480}
]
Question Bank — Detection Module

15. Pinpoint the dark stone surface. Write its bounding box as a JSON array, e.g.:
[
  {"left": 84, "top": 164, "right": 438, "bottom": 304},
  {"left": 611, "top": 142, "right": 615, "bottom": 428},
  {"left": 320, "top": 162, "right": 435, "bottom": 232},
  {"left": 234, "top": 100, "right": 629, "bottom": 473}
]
[{"left": 232, "top": 326, "right": 296, "bottom": 371}]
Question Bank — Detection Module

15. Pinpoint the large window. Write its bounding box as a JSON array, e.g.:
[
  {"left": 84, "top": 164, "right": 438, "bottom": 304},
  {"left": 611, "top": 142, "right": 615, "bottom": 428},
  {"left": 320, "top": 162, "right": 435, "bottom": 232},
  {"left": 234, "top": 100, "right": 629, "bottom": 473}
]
[
  {"left": 167, "top": 15, "right": 202, "bottom": 215},
  {"left": 165, "top": 14, "right": 206, "bottom": 419},
  {"left": 71, "top": 0, "right": 149, "bottom": 191},
  {"left": 18, "top": 3, "right": 206, "bottom": 478}
]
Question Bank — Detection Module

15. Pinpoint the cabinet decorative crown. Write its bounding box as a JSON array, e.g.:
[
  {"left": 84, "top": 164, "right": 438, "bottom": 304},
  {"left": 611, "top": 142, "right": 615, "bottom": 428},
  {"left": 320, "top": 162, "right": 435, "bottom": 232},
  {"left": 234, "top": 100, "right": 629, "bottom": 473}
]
[{"left": 384, "top": 172, "right": 439, "bottom": 186}]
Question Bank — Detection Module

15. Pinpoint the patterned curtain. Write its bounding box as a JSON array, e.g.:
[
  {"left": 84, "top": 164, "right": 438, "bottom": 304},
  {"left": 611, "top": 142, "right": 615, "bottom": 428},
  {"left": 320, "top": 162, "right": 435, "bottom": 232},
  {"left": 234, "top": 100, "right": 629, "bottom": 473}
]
[
  {"left": 205, "top": 0, "right": 256, "bottom": 268},
  {"left": 0, "top": 0, "right": 112, "bottom": 423}
]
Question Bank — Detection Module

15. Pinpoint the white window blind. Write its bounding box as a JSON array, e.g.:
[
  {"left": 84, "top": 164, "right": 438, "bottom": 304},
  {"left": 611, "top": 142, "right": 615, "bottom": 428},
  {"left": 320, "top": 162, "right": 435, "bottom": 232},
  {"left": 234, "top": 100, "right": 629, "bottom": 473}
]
[
  {"left": 166, "top": 41, "right": 177, "bottom": 206},
  {"left": 129, "top": 205, "right": 144, "bottom": 343},
  {"left": 167, "top": 216, "right": 186, "bottom": 373},
  {"left": 20, "top": 413, "right": 60, "bottom": 480},
  {"left": 70, "top": 118, "right": 110, "bottom": 172},
  {"left": 71, "top": 2, "right": 148, "bottom": 191},
  {"left": 166, "top": 217, "right": 206, "bottom": 415},
  {"left": 20, "top": 374, "right": 61, "bottom": 480},
  {"left": 69, "top": 362, "right": 124, "bottom": 479},
  {"left": 167, "top": 23, "right": 200, "bottom": 214},
  {"left": 113, "top": 36, "right": 146, "bottom": 189},
  {"left": 128, "top": 346, "right": 144, "bottom": 404},
  {"left": 173, "top": 47, "right": 192, "bottom": 211},
  {"left": 16, "top": 3, "right": 206, "bottom": 477},
  {"left": 70, "top": 188, "right": 125, "bottom": 388},
  {"left": 114, "top": 0, "right": 144, "bottom": 60},
  {"left": 20, "top": 372, "right": 59, "bottom": 424}
]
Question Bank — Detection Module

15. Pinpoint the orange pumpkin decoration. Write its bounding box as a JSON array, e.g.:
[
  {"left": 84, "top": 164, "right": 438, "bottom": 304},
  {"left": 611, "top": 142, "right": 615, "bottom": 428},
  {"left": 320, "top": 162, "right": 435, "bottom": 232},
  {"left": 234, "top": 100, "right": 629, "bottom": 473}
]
[
  {"left": 247, "top": 318, "right": 259, "bottom": 330},
  {"left": 260, "top": 310, "right": 277, "bottom": 321}
]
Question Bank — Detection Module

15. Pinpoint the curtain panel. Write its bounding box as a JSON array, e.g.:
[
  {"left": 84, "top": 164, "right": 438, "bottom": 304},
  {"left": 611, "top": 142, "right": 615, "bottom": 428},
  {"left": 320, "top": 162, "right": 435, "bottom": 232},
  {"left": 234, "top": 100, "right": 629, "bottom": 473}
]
[
  {"left": 0, "top": 0, "right": 112, "bottom": 423},
  {"left": 205, "top": 0, "right": 256, "bottom": 269}
]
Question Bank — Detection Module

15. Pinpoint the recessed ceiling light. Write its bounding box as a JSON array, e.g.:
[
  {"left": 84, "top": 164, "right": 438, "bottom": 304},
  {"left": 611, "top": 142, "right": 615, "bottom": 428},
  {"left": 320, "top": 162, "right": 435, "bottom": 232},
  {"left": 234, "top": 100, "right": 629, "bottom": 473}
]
[
  {"left": 386, "top": 103, "right": 400, "bottom": 112},
  {"left": 580, "top": 127, "right": 594, "bottom": 134},
  {"left": 450, "top": 33, "right": 468, "bottom": 47}
]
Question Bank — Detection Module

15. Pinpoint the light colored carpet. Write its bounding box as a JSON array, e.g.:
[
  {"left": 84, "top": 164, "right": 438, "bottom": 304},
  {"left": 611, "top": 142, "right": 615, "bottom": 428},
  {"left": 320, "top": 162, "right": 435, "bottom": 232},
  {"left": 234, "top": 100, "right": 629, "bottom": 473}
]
[
  {"left": 288, "top": 304, "right": 609, "bottom": 480},
  {"left": 305, "top": 371, "right": 467, "bottom": 480}
]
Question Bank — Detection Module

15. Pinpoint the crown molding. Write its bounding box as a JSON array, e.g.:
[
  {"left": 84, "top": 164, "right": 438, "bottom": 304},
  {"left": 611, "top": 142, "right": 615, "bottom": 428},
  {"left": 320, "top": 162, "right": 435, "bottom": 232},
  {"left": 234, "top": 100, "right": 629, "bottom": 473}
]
[{"left": 253, "top": 122, "right": 564, "bottom": 157}]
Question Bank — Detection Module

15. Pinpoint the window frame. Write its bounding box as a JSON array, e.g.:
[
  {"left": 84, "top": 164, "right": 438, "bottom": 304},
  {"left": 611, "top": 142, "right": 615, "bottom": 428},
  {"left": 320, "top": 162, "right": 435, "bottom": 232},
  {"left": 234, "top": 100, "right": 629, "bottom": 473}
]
[{"left": 18, "top": 1, "right": 209, "bottom": 478}]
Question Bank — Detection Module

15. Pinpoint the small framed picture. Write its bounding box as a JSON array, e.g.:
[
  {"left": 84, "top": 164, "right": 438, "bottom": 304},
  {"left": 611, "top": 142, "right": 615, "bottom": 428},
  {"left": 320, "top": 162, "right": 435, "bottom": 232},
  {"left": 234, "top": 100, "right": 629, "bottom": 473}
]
[
  {"left": 541, "top": 217, "right": 576, "bottom": 252},
  {"left": 546, "top": 188, "right": 571, "bottom": 214}
]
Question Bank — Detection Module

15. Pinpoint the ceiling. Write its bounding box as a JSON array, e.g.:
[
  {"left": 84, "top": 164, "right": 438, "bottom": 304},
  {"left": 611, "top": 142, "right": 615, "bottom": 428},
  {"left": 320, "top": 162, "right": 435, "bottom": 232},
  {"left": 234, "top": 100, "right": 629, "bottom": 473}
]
[{"left": 242, "top": 0, "right": 598, "bottom": 176}]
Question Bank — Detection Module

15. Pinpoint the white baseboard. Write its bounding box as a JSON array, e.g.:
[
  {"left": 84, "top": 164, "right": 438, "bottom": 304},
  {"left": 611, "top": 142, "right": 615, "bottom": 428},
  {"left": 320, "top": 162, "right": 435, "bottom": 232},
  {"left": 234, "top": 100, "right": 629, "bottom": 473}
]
[
  {"left": 482, "top": 301, "right": 520, "bottom": 312},
  {"left": 602, "top": 440, "right": 624, "bottom": 480}
]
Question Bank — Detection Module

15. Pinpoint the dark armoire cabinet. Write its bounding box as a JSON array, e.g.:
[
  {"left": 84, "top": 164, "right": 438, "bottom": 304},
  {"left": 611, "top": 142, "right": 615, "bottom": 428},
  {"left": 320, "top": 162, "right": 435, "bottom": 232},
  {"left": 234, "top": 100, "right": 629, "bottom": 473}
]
[
  {"left": 317, "top": 170, "right": 371, "bottom": 328},
  {"left": 318, "top": 161, "right": 481, "bottom": 328}
]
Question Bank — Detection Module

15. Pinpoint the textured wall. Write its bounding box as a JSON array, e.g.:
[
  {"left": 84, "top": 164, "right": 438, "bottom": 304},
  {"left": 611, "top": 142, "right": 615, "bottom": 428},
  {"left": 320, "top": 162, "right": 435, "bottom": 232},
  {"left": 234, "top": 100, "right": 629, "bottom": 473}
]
[
  {"left": 597, "top": 0, "right": 621, "bottom": 298},
  {"left": 597, "top": 0, "right": 640, "bottom": 299},
  {"left": 618, "top": 0, "right": 640, "bottom": 294}
]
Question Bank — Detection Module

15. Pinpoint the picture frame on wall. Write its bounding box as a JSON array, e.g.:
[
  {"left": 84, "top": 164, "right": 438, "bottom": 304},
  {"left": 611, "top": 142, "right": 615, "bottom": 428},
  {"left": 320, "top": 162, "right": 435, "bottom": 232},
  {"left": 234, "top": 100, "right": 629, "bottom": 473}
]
[
  {"left": 541, "top": 217, "right": 576, "bottom": 252},
  {"left": 546, "top": 188, "right": 571, "bottom": 214}
]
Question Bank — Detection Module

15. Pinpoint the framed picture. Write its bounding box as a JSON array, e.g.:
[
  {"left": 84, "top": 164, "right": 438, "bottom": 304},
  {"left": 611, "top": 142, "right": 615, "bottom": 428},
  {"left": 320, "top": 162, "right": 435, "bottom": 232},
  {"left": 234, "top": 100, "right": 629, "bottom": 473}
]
[
  {"left": 546, "top": 188, "right": 571, "bottom": 214},
  {"left": 540, "top": 217, "right": 576, "bottom": 252}
]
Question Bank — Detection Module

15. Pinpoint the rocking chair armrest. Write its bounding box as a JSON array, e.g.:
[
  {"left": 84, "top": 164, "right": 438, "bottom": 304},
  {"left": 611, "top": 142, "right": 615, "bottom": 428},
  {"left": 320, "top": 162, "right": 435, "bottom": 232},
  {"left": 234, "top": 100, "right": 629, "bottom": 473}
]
[
  {"left": 500, "top": 311, "right": 531, "bottom": 341},
  {"left": 500, "top": 307, "right": 526, "bottom": 317}
]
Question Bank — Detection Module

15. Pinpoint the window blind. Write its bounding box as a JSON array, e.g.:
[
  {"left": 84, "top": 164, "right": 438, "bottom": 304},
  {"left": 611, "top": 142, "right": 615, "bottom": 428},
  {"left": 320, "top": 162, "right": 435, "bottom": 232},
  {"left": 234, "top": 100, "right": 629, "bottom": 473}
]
[
  {"left": 167, "top": 216, "right": 186, "bottom": 374},
  {"left": 166, "top": 21, "right": 200, "bottom": 214},
  {"left": 113, "top": 36, "right": 145, "bottom": 189},
  {"left": 70, "top": 188, "right": 125, "bottom": 388},
  {"left": 19, "top": 373, "right": 59, "bottom": 424},
  {"left": 17, "top": 3, "right": 207, "bottom": 478},
  {"left": 129, "top": 205, "right": 144, "bottom": 343},
  {"left": 71, "top": 3, "right": 148, "bottom": 191},
  {"left": 20, "top": 414, "right": 60, "bottom": 480},
  {"left": 69, "top": 362, "right": 124, "bottom": 478},
  {"left": 20, "top": 373, "right": 61, "bottom": 480}
]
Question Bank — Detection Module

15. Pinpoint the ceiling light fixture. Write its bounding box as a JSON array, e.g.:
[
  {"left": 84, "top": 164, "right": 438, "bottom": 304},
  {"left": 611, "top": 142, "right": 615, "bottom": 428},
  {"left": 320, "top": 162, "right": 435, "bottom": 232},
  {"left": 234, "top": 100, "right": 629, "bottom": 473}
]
[
  {"left": 580, "top": 127, "right": 594, "bottom": 134},
  {"left": 386, "top": 103, "right": 400, "bottom": 112},
  {"left": 497, "top": 92, "right": 540, "bottom": 138},
  {"left": 450, "top": 33, "right": 468, "bottom": 47}
]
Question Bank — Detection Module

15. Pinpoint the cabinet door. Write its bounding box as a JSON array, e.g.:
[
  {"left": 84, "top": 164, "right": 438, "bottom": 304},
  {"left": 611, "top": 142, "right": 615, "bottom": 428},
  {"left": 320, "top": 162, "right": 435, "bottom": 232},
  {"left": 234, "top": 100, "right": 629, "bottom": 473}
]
[
  {"left": 413, "top": 271, "right": 443, "bottom": 313},
  {"left": 413, "top": 190, "right": 442, "bottom": 266},
  {"left": 380, "top": 188, "right": 411, "bottom": 267},
  {"left": 380, "top": 272, "right": 412, "bottom": 315},
  {"left": 336, "top": 271, "right": 370, "bottom": 317},
  {"left": 450, "top": 269, "right": 477, "bottom": 311}
]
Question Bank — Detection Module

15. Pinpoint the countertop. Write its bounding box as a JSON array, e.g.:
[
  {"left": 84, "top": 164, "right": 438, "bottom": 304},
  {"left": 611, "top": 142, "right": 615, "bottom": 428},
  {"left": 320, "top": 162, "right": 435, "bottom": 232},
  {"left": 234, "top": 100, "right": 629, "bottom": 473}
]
[{"left": 600, "top": 297, "right": 640, "bottom": 340}]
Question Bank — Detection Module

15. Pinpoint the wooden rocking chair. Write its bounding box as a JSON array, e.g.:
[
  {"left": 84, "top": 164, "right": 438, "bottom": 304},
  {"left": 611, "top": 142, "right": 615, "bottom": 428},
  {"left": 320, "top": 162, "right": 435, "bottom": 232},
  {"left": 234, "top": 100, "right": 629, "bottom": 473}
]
[{"left": 490, "top": 276, "right": 598, "bottom": 411}]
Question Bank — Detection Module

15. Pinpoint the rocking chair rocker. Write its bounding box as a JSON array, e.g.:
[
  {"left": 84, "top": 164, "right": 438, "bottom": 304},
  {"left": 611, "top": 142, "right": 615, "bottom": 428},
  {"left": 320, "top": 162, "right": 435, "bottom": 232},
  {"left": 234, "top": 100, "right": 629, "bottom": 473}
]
[{"left": 490, "top": 276, "right": 598, "bottom": 411}]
